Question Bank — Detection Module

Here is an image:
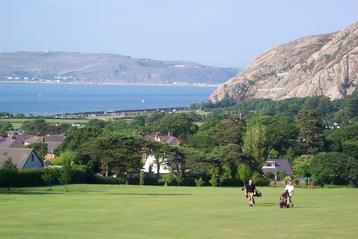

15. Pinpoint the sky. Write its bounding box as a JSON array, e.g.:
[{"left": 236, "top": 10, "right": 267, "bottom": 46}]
[{"left": 0, "top": 0, "right": 357, "bottom": 68}]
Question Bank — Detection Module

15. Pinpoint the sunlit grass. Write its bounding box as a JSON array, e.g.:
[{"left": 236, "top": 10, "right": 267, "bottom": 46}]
[{"left": 0, "top": 185, "right": 357, "bottom": 239}]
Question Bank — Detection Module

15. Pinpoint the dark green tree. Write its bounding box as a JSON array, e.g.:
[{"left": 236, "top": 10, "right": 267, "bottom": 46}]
[
  {"left": 311, "top": 152, "right": 358, "bottom": 185},
  {"left": 297, "top": 110, "right": 325, "bottom": 154},
  {"left": 41, "top": 168, "right": 58, "bottom": 190},
  {"left": 0, "top": 159, "right": 18, "bottom": 190}
]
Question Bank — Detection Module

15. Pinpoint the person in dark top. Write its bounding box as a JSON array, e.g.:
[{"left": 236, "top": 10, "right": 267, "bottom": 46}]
[{"left": 244, "top": 179, "right": 257, "bottom": 208}]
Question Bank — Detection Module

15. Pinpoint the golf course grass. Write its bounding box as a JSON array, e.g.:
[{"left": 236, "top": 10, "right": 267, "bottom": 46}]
[
  {"left": 0, "top": 185, "right": 357, "bottom": 239},
  {"left": 0, "top": 118, "right": 88, "bottom": 129}
]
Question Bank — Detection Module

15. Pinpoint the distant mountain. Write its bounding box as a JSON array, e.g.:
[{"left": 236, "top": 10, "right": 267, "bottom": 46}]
[
  {"left": 210, "top": 22, "right": 358, "bottom": 102},
  {"left": 0, "top": 52, "right": 239, "bottom": 86}
]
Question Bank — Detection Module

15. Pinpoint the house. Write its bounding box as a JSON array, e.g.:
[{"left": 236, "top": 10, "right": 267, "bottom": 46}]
[
  {"left": 0, "top": 134, "right": 40, "bottom": 148},
  {"left": 0, "top": 148, "right": 44, "bottom": 170},
  {"left": 43, "top": 134, "right": 65, "bottom": 153},
  {"left": 141, "top": 132, "right": 181, "bottom": 174},
  {"left": 142, "top": 132, "right": 181, "bottom": 146},
  {"left": 262, "top": 158, "right": 293, "bottom": 181},
  {"left": 42, "top": 135, "right": 65, "bottom": 164},
  {"left": 0, "top": 134, "right": 65, "bottom": 164},
  {"left": 142, "top": 154, "right": 171, "bottom": 174}
]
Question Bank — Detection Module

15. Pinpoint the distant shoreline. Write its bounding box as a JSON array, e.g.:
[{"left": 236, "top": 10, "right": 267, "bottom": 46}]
[{"left": 0, "top": 80, "right": 218, "bottom": 88}]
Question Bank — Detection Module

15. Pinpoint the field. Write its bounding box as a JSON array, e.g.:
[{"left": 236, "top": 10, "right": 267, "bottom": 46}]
[
  {"left": 0, "top": 185, "right": 358, "bottom": 239},
  {"left": 0, "top": 118, "right": 88, "bottom": 129}
]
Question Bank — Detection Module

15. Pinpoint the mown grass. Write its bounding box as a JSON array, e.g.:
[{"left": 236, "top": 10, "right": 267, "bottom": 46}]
[
  {"left": 0, "top": 118, "right": 88, "bottom": 128},
  {"left": 0, "top": 185, "right": 357, "bottom": 239}
]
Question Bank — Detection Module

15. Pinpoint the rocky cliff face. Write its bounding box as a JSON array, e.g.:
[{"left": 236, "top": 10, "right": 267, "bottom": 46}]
[{"left": 210, "top": 22, "right": 358, "bottom": 102}]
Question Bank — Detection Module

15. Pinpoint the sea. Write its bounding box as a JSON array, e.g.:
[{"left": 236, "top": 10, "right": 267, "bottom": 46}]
[{"left": 0, "top": 83, "right": 214, "bottom": 115}]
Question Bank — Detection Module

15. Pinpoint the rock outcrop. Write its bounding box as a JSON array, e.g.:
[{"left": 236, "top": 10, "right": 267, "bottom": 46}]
[{"left": 210, "top": 22, "right": 358, "bottom": 102}]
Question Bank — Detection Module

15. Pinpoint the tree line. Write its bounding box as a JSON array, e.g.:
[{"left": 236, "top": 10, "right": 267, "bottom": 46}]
[
  {"left": 49, "top": 91, "right": 358, "bottom": 186},
  {"left": 1, "top": 91, "right": 357, "bottom": 188}
]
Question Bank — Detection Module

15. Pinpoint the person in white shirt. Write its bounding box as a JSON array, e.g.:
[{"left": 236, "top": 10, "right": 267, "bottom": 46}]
[{"left": 284, "top": 181, "right": 294, "bottom": 207}]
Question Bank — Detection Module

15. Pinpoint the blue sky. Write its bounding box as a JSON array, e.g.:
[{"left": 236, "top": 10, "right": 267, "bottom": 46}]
[{"left": 0, "top": 0, "right": 357, "bottom": 68}]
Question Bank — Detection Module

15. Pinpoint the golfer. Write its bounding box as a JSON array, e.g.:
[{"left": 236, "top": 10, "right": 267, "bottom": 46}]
[
  {"left": 244, "top": 179, "right": 257, "bottom": 208},
  {"left": 284, "top": 181, "right": 294, "bottom": 207}
]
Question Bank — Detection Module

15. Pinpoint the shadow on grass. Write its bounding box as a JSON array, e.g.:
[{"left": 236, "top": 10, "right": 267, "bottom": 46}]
[
  {"left": 0, "top": 189, "right": 63, "bottom": 195},
  {"left": 258, "top": 202, "right": 276, "bottom": 207},
  {"left": 107, "top": 192, "right": 192, "bottom": 197},
  {"left": 0, "top": 189, "right": 192, "bottom": 196}
]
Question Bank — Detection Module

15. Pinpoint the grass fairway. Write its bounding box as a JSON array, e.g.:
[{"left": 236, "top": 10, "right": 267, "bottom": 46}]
[
  {"left": 0, "top": 185, "right": 358, "bottom": 239},
  {"left": 0, "top": 118, "right": 88, "bottom": 128}
]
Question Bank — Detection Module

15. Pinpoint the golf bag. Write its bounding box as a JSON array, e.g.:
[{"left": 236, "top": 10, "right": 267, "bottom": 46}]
[{"left": 279, "top": 190, "right": 289, "bottom": 208}]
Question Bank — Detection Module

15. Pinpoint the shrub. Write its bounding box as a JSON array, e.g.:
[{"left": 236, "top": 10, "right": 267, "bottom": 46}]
[
  {"left": 89, "top": 176, "right": 124, "bottom": 185},
  {"left": 293, "top": 155, "right": 313, "bottom": 177},
  {"left": 159, "top": 171, "right": 174, "bottom": 186},
  {"left": 342, "top": 141, "right": 358, "bottom": 159},
  {"left": 278, "top": 171, "right": 287, "bottom": 181},
  {"left": 0, "top": 159, "right": 18, "bottom": 190},
  {"left": 42, "top": 168, "right": 58, "bottom": 190},
  {"left": 237, "top": 164, "right": 252, "bottom": 184},
  {"left": 251, "top": 171, "right": 270, "bottom": 186},
  {"left": 194, "top": 177, "right": 204, "bottom": 187},
  {"left": 17, "top": 169, "right": 47, "bottom": 187},
  {"left": 311, "top": 152, "right": 358, "bottom": 186}
]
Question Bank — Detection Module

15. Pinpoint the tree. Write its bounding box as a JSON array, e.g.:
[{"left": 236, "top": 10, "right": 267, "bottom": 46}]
[
  {"left": 175, "top": 174, "right": 183, "bottom": 186},
  {"left": 243, "top": 124, "right": 268, "bottom": 167},
  {"left": 345, "top": 91, "right": 358, "bottom": 118},
  {"left": 22, "top": 119, "right": 70, "bottom": 135},
  {"left": 214, "top": 116, "right": 245, "bottom": 145},
  {"left": 293, "top": 155, "right": 313, "bottom": 178},
  {"left": 147, "top": 113, "right": 197, "bottom": 139},
  {"left": 0, "top": 159, "right": 18, "bottom": 190},
  {"left": 310, "top": 152, "right": 358, "bottom": 185},
  {"left": 0, "top": 122, "right": 12, "bottom": 137},
  {"left": 297, "top": 110, "right": 325, "bottom": 154},
  {"left": 302, "top": 96, "right": 332, "bottom": 117},
  {"left": 81, "top": 135, "right": 144, "bottom": 177},
  {"left": 159, "top": 169, "right": 173, "bottom": 186},
  {"left": 208, "top": 166, "right": 219, "bottom": 187},
  {"left": 342, "top": 141, "right": 358, "bottom": 159},
  {"left": 194, "top": 177, "right": 204, "bottom": 187},
  {"left": 0, "top": 128, "right": 6, "bottom": 137},
  {"left": 41, "top": 168, "right": 58, "bottom": 190},
  {"left": 27, "top": 142, "right": 48, "bottom": 160},
  {"left": 54, "top": 151, "right": 77, "bottom": 192},
  {"left": 327, "top": 123, "right": 358, "bottom": 152},
  {"left": 55, "top": 126, "right": 103, "bottom": 153},
  {"left": 206, "top": 147, "right": 234, "bottom": 186},
  {"left": 266, "top": 116, "right": 299, "bottom": 155},
  {"left": 237, "top": 164, "right": 252, "bottom": 185},
  {"left": 146, "top": 141, "right": 170, "bottom": 177},
  {"left": 86, "top": 119, "right": 107, "bottom": 128}
]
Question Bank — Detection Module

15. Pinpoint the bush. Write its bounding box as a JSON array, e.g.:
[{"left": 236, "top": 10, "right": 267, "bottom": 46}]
[
  {"left": 0, "top": 159, "right": 18, "bottom": 189},
  {"left": 16, "top": 169, "right": 47, "bottom": 187},
  {"left": 252, "top": 172, "right": 270, "bottom": 186},
  {"left": 342, "top": 141, "right": 358, "bottom": 159},
  {"left": 89, "top": 176, "right": 124, "bottom": 185},
  {"left": 0, "top": 167, "right": 90, "bottom": 188},
  {"left": 237, "top": 164, "right": 252, "bottom": 184},
  {"left": 293, "top": 155, "right": 313, "bottom": 177},
  {"left": 311, "top": 152, "right": 358, "bottom": 186},
  {"left": 278, "top": 171, "right": 287, "bottom": 181},
  {"left": 195, "top": 177, "right": 204, "bottom": 187}
]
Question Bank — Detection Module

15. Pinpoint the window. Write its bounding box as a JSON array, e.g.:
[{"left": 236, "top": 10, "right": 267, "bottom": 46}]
[{"left": 31, "top": 154, "right": 34, "bottom": 161}]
